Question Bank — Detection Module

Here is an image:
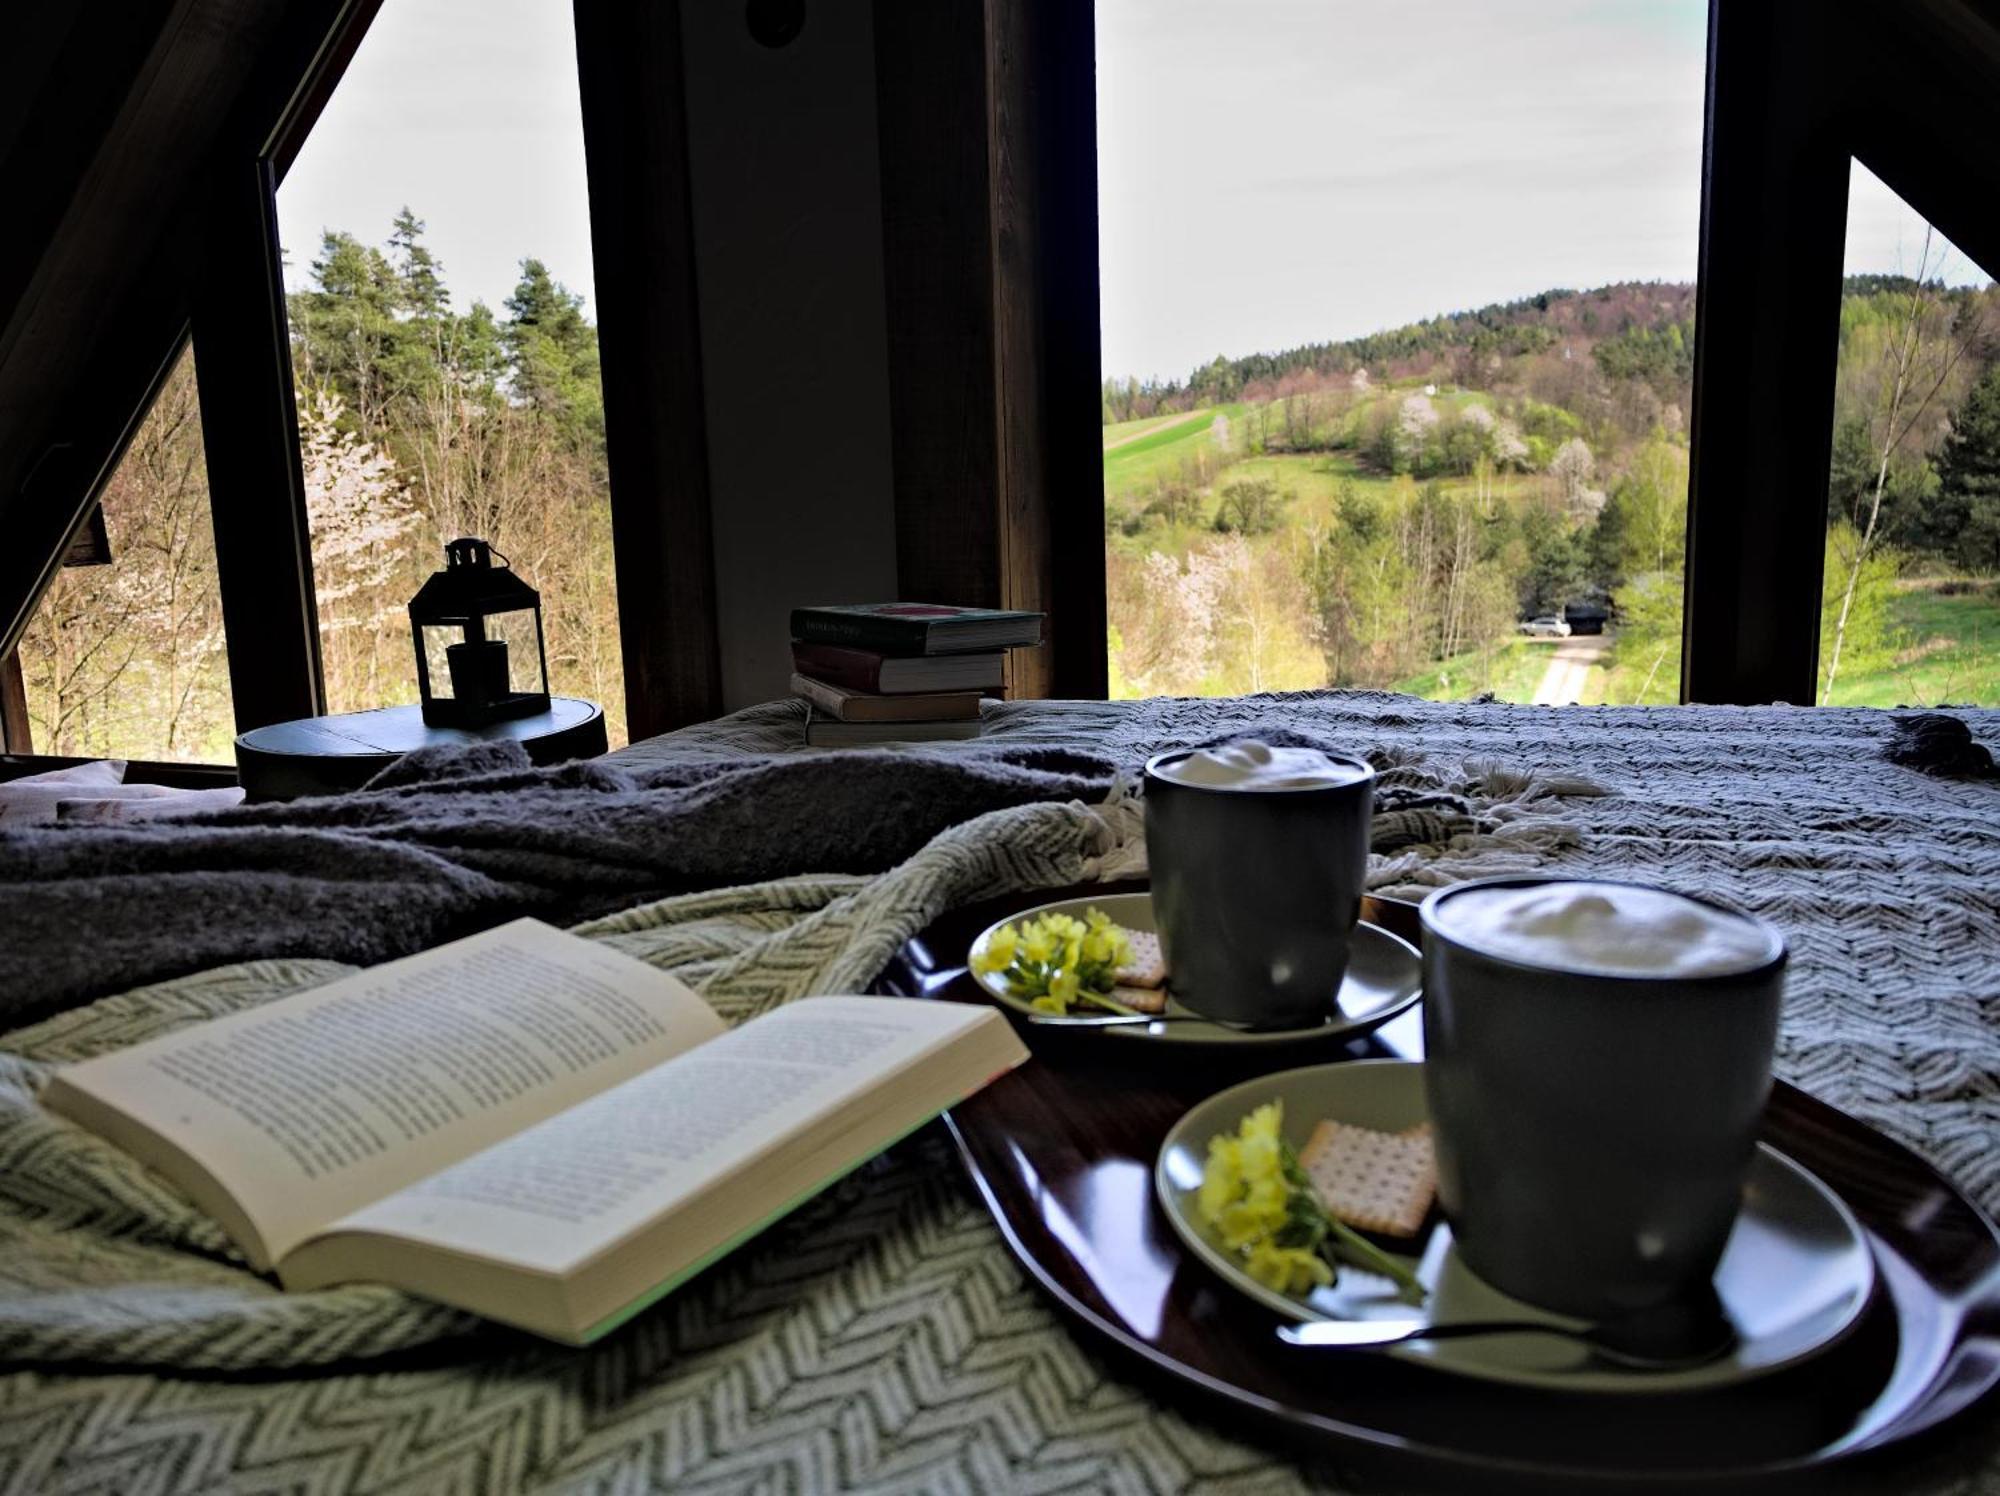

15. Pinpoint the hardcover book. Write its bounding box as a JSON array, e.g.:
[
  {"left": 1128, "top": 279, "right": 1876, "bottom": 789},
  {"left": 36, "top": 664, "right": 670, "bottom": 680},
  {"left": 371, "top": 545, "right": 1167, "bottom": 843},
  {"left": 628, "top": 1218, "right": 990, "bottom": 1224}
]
[
  {"left": 790, "top": 603, "right": 1043, "bottom": 655},
  {"left": 804, "top": 716, "right": 985, "bottom": 748},
  {"left": 43, "top": 919, "right": 1027, "bottom": 1345},
  {"left": 790, "top": 673, "right": 982, "bottom": 723},
  {"left": 791, "top": 642, "right": 1005, "bottom": 694}
]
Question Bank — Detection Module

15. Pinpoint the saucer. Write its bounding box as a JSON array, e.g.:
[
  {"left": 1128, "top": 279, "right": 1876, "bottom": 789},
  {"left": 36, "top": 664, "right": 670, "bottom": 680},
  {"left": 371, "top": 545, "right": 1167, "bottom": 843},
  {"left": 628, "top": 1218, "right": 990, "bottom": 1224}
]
[
  {"left": 966, "top": 892, "right": 1421, "bottom": 1049},
  {"left": 1155, "top": 1059, "right": 1877, "bottom": 1393}
]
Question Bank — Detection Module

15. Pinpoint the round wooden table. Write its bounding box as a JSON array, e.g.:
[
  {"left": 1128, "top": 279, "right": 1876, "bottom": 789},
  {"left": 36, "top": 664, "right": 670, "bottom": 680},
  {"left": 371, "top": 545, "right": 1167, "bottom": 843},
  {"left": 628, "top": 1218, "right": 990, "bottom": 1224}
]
[{"left": 234, "top": 697, "right": 607, "bottom": 802}]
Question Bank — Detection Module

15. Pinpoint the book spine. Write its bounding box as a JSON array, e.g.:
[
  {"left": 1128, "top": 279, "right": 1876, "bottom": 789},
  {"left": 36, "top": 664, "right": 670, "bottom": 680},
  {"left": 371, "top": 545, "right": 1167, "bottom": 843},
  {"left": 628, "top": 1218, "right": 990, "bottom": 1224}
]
[
  {"left": 789, "top": 673, "right": 851, "bottom": 719},
  {"left": 790, "top": 610, "right": 933, "bottom": 653},
  {"left": 791, "top": 645, "right": 882, "bottom": 692}
]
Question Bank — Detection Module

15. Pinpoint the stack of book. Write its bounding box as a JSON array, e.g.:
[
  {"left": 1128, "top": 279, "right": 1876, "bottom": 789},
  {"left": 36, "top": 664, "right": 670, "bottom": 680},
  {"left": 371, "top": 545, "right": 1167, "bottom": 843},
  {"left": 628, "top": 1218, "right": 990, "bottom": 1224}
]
[{"left": 790, "top": 603, "right": 1045, "bottom": 747}]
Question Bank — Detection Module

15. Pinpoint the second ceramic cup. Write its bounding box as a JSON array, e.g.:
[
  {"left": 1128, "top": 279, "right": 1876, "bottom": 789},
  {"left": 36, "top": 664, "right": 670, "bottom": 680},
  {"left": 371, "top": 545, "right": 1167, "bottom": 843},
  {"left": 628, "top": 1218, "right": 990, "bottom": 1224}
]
[
  {"left": 1420, "top": 876, "right": 1787, "bottom": 1319},
  {"left": 1143, "top": 747, "right": 1374, "bottom": 1029}
]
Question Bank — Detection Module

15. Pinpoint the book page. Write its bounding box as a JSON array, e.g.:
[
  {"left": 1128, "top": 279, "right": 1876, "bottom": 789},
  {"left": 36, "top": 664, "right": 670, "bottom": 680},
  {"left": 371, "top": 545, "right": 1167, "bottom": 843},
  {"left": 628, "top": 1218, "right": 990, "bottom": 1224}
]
[
  {"left": 314, "top": 997, "right": 996, "bottom": 1277},
  {"left": 44, "top": 919, "right": 725, "bottom": 1267}
]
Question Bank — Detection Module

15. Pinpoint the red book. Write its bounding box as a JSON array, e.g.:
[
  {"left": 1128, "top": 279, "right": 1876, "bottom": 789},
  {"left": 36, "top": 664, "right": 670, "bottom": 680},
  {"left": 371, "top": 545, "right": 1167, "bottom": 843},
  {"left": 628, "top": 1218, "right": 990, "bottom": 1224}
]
[{"left": 791, "top": 642, "right": 1005, "bottom": 695}]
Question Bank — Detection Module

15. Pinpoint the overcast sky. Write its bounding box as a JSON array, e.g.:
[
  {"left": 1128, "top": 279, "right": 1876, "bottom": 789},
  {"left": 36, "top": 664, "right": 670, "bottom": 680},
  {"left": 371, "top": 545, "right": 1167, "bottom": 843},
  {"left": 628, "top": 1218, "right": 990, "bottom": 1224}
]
[
  {"left": 277, "top": 0, "right": 599, "bottom": 320},
  {"left": 278, "top": 1, "right": 1985, "bottom": 381}
]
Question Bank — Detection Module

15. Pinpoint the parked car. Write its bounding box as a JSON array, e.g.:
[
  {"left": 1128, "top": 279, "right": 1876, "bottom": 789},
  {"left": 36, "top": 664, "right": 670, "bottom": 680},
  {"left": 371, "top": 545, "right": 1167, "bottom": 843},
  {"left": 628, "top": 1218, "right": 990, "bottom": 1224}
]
[
  {"left": 1562, "top": 598, "right": 1610, "bottom": 635},
  {"left": 1518, "top": 615, "right": 1572, "bottom": 638}
]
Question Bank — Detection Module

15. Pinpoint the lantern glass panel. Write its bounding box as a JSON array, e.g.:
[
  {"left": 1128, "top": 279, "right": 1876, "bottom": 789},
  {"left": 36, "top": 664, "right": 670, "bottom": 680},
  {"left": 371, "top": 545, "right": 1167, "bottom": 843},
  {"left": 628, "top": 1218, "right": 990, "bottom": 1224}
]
[
  {"left": 487, "top": 608, "right": 546, "bottom": 695},
  {"left": 420, "top": 624, "right": 464, "bottom": 700}
]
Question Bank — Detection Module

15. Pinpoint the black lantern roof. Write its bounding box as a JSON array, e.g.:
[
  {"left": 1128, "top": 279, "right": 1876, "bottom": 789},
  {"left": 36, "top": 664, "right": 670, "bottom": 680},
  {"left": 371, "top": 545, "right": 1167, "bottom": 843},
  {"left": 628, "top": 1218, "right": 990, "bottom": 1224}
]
[{"left": 409, "top": 537, "right": 540, "bottom": 621}]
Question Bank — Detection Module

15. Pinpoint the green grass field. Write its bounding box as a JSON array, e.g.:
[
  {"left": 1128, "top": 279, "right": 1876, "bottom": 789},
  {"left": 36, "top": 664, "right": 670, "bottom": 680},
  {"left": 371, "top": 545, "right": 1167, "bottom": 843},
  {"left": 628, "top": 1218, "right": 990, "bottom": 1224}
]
[
  {"left": 1101, "top": 403, "right": 1248, "bottom": 498},
  {"left": 1391, "top": 637, "right": 1551, "bottom": 702},
  {"left": 1825, "top": 582, "right": 2000, "bottom": 706}
]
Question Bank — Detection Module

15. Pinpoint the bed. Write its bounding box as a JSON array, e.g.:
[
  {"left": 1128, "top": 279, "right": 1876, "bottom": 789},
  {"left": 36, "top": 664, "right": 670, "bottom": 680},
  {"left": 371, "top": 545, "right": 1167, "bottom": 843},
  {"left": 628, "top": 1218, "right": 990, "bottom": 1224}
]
[{"left": 2, "top": 690, "right": 1995, "bottom": 1493}]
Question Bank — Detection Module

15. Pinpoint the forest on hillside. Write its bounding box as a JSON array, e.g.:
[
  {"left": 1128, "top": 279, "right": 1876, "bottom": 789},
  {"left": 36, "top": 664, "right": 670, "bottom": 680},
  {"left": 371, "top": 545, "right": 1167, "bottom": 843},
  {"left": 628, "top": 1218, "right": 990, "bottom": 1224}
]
[{"left": 1103, "top": 272, "right": 2000, "bottom": 707}]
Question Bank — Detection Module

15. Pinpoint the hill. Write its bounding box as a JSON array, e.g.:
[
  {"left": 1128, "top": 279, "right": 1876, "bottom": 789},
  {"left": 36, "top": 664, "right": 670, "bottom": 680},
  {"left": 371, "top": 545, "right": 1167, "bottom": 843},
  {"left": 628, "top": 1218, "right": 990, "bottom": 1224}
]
[{"left": 1101, "top": 275, "right": 2000, "bottom": 710}]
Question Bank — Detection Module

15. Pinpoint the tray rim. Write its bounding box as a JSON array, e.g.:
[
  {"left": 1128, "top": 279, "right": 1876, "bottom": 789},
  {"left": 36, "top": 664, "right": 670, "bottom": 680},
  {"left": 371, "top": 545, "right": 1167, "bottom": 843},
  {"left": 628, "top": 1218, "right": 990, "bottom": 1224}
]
[{"left": 892, "top": 880, "right": 2000, "bottom": 1491}]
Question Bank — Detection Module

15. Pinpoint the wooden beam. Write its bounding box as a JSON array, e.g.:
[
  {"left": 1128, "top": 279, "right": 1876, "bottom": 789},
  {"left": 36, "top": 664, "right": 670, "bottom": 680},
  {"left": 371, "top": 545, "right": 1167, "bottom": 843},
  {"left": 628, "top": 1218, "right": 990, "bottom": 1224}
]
[
  {"left": 0, "top": 650, "right": 30, "bottom": 753},
  {"left": 1682, "top": 0, "right": 1849, "bottom": 704},
  {"left": 573, "top": 0, "right": 724, "bottom": 736},
  {"left": 876, "top": 0, "right": 1107, "bottom": 700},
  {"left": 874, "top": 0, "right": 1004, "bottom": 616},
  {"left": 191, "top": 156, "right": 326, "bottom": 730},
  {"left": 995, "top": 0, "right": 1106, "bottom": 699},
  {"left": 0, "top": 0, "right": 365, "bottom": 669}
]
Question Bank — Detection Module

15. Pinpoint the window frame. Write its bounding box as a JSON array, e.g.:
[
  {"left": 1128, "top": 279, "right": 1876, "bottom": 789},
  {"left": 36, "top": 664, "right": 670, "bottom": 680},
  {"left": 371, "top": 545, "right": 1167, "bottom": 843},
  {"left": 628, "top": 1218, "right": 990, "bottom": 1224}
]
[{"left": 9, "top": 0, "right": 1999, "bottom": 751}]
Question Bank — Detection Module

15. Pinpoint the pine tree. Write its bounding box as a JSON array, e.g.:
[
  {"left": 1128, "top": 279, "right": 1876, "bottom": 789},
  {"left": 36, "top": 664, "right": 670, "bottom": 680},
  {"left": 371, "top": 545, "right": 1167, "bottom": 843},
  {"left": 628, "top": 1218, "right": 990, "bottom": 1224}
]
[
  {"left": 503, "top": 259, "right": 602, "bottom": 444},
  {"left": 388, "top": 207, "right": 448, "bottom": 319},
  {"left": 1935, "top": 362, "right": 2000, "bottom": 572}
]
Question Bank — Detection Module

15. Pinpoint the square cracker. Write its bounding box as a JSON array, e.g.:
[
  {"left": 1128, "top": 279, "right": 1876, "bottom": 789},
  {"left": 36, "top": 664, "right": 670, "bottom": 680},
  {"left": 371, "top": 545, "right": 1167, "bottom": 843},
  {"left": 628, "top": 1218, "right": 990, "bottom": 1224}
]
[
  {"left": 1110, "top": 983, "right": 1167, "bottom": 1014},
  {"left": 1298, "top": 1119, "right": 1437, "bottom": 1238},
  {"left": 1114, "top": 928, "right": 1167, "bottom": 988}
]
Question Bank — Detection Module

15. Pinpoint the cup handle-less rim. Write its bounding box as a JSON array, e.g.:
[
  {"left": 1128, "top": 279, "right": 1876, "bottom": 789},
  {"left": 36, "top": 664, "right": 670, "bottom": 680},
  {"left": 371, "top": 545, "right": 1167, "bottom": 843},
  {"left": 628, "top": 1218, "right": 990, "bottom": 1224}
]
[
  {"left": 1419, "top": 874, "right": 1787, "bottom": 985},
  {"left": 1142, "top": 747, "right": 1377, "bottom": 795}
]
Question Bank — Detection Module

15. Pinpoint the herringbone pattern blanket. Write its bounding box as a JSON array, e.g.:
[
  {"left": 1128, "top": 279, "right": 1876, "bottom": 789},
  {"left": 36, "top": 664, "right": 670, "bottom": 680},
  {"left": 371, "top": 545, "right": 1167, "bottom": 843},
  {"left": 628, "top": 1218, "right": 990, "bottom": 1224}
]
[{"left": 3, "top": 691, "right": 1996, "bottom": 1493}]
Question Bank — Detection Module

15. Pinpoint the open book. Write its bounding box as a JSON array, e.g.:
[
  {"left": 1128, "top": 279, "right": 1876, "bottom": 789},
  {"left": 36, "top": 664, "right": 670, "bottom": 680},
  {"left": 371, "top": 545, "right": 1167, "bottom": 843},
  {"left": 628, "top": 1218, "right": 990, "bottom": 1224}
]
[{"left": 44, "top": 919, "right": 1027, "bottom": 1344}]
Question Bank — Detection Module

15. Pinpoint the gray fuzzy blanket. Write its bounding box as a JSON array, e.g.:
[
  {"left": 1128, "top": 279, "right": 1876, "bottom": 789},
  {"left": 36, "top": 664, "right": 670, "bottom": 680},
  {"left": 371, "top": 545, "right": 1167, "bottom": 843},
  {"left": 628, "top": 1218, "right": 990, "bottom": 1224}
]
[
  {"left": 0, "top": 741, "right": 1113, "bottom": 1026},
  {"left": 0, "top": 730, "right": 1538, "bottom": 1029}
]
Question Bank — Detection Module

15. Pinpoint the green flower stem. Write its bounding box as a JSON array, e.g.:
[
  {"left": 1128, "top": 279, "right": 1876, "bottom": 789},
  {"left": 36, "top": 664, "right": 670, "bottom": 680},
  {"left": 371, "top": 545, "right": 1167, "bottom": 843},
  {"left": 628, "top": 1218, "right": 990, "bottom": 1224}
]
[{"left": 1321, "top": 1215, "right": 1427, "bottom": 1303}]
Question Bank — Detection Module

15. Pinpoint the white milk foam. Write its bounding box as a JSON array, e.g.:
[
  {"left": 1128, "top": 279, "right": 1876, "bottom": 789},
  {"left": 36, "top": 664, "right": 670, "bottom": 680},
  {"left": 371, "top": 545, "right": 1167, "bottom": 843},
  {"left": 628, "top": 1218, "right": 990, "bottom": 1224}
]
[
  {"left": 1153, "top": 740, "right": 1365, "bottom": 791},
  {"left": 1432, "top": 881, "right": 1775, "bottom": 978}
]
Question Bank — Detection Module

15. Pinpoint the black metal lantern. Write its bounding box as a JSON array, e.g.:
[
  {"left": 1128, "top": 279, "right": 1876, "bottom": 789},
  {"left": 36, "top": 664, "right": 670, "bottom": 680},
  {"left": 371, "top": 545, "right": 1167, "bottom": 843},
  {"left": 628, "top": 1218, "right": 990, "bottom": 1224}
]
[{"left": 409, "top": 538, "right": 551, "bottom": 727}]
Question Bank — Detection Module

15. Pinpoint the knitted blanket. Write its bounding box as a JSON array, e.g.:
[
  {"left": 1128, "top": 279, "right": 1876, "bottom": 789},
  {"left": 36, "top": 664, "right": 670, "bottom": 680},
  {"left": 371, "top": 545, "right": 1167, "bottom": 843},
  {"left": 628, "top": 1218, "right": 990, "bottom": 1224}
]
[
  {"left": 0, "top": 730, "right": 1590, "bottom": 1373},
  {"left": 0, "top": 741, "right": 1111, "bottom": 1028},
  {"left": 3, "top": 690, "right": 1995, "bottom": 1495}
]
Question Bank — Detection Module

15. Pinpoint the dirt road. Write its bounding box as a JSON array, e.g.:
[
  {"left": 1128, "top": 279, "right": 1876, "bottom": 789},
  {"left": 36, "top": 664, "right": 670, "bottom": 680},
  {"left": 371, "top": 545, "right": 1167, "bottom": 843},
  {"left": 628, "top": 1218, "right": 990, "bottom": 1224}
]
[{"left": 1531, "top": 633, "right": 1614, "bottom": 704}]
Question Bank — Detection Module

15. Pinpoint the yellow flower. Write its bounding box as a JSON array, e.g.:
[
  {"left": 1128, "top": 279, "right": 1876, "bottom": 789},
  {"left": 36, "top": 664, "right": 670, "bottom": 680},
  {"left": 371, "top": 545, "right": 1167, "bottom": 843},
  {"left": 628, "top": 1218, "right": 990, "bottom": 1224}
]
[
  {"left": 972, "top": 924, "right": 1018, "bottom": 975},
  {"left": 1029, "top": 995, "right": 1065, "bottom": 1015},
  {"left": 1198, "top": 1136, "right": 1240, "bottom": 1211},
  {"left": 1081, "top": 930, "right": 1113, "bottom": 965},
  {"left": 1245, "top": 1242, "right": 1334, "bottom": 1295},
  {"left": 1021, "top": 928, "right": 1055, "bottom": 964},
  {"left": 1048, "top": 969, "right": 1080, "bottom": 1007},
  {"left": 1241, "top": 1103, "right": 1283, "bottom": 1145}
]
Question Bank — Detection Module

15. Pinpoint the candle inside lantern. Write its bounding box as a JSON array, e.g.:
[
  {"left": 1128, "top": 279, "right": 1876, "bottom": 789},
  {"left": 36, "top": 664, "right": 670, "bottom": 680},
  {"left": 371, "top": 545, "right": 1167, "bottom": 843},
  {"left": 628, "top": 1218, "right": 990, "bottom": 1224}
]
[{"left": 446, "top": 639, "right": 510, "bottom": 707}]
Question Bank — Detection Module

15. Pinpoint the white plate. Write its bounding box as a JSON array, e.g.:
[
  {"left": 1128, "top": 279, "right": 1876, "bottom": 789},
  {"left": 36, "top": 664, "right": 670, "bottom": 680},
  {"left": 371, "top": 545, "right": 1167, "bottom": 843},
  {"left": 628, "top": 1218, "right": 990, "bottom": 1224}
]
[
  {"left": 1155, "top": 1059, "right": 1877, "bottom": 1393},
  {"left": 967, "top": 892, "right": 1421, "bottom": 1048}
]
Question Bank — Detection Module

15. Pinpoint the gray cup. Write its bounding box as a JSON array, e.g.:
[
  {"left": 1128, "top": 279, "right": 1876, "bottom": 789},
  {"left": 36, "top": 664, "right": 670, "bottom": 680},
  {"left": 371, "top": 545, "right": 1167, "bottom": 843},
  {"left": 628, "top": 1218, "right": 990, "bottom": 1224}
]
[
  {"left": 1143, "top": 748, "right": 1373, "bottom": 1029},
  {"left": 1420, "top": 876, "right": 1786, "bottom": 1319}
]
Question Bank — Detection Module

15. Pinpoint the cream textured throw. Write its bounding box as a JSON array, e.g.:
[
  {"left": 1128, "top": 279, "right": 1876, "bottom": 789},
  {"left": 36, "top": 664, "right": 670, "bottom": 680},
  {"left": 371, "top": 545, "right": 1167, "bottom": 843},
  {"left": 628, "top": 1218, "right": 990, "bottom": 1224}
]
[{"left": 2, "top": 690, "right": 1995, "bottom": 1496}]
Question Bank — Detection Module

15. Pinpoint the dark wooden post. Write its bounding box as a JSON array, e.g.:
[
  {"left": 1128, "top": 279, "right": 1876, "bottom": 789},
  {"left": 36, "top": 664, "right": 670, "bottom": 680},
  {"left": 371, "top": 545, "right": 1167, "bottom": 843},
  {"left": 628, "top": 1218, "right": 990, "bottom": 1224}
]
[
  {"left": 876, "top": 0, "right": 1108, "bottom": 701},
  {"left": 191, "top": 156, "right": 327, "bottom": 730},
  {"left": 573, "top": 0, "right": 724, "bottom": 738}
]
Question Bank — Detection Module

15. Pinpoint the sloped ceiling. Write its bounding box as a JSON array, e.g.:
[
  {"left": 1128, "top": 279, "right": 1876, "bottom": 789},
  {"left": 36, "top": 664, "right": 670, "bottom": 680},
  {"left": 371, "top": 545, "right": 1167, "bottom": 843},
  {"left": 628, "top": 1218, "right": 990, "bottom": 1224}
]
[{"left": 0, "top": 0, "right": 359, "bottom": 660}]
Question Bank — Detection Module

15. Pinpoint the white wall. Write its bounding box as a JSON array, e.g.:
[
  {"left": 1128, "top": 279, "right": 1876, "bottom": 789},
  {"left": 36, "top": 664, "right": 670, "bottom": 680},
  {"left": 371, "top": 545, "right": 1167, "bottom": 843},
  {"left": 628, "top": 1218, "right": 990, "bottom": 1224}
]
[{"left": 678, "top": 0, "right": 900, "bottom": 710}]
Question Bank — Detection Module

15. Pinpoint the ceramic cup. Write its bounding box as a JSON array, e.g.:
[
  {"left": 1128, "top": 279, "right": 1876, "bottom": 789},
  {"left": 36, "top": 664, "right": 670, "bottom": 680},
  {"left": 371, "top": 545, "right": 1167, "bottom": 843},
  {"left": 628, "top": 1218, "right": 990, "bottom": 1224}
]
[
  {"left": 1142, "top": 747, "right": 1374, "bottom": 1029},
  {"left": 1419, "top": 876, "right": 1786, "bottom": 1319}
]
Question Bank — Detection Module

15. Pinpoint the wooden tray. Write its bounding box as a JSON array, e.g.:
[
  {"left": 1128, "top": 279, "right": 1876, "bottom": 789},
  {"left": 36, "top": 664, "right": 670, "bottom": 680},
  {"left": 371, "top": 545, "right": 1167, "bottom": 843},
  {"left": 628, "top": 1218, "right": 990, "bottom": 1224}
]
[{"left": 873, "top": 881, "right": 2000, "bottom": 1493}]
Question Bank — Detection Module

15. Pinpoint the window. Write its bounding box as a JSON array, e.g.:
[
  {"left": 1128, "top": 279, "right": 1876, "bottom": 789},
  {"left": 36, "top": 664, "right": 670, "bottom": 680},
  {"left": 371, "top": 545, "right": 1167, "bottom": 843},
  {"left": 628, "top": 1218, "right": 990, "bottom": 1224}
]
[
  {"left": 1095, "top": 1, "right": 1708, "bottom": 706},
  {"left": 15, "top": 350, "right": 235, "bottom": 759},
  {"left": 1819, "top": 161, "right": 1999, "bottom": 707},
  {"left": 276, "top": 1, "right": 626, "bottom": 741}
]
